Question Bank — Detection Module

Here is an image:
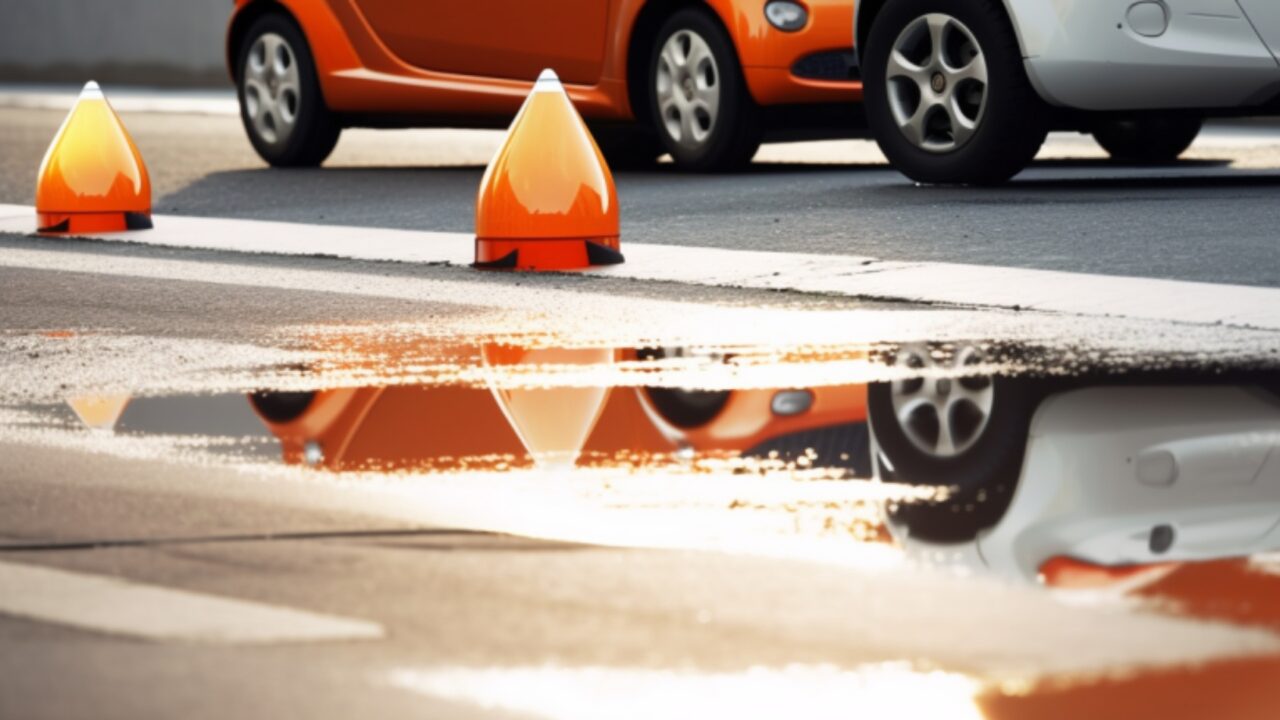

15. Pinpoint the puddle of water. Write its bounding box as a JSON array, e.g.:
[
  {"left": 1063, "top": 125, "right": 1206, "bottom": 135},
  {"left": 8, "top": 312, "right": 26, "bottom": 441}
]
[
  {"left": 7, "top": 335, "right": 1280, "bottom": 572},
  {"left": 6, "top": 330, "right": 1280, "bottom": 702}
]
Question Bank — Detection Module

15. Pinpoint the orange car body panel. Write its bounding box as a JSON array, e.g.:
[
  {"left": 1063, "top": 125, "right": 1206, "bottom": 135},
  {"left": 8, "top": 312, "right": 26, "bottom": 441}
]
[{"left": 228, "top": 0, "right": 860, "bottom": 121}]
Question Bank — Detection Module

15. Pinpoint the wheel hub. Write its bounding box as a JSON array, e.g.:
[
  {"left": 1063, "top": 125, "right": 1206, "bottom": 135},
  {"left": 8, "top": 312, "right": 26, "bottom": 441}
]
[
  {"left": 884, "top": 13, "right": 989, "bottom": 154},
  {"left": 243, "top": 31, "right": 301, "bottom": 147},
  {"left": 888, "top": 345, "right": 995, "bottom": 458},
  {"left": 655, "top": 29, "right": 721, "bottom": 150}
]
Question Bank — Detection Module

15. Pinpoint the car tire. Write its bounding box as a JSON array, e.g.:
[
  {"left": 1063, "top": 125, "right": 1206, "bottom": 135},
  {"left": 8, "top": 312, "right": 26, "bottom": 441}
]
[
  {"left": 863, "top": 0, "right": 1049, "bottom": 184},
  {"left": 648, "top": 7, "right": 761, "bottom": 171},
  {"left": 868, "top": 345, "right": 1040, "bottom": 543},
  {"left": 249, "top": 390, "right": 316, "bottom": 423},
  {"left": 1092, "top": 116, "right": 1203, "bottom": 163},
  {"left": 237, "top": 13, "right": 341, "bottom": 167},
  {"left": 643, "top": 387, "right": 732, "bottom": 429}
]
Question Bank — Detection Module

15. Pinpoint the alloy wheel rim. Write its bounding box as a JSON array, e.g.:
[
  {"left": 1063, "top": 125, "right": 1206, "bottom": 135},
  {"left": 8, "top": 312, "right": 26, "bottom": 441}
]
[
  {"left": 656, "top": 30, "right": 721, "bottom": 150},
  {"left": 885, "top": 13, "right": 988, "bottom": 154},
  {"left": 244, "top": 32, "right": 301, "bottom": 147},
  {"left": 889, "top": 345, "right": 995, "bottom": 458}
]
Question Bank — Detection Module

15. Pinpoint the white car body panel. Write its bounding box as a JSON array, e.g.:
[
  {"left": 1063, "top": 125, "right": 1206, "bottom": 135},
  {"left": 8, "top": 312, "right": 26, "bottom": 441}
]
[
  {"left": 855, "top": 0, "right": 1280, "bottom": 112},
  {"left": 1013, "top": 0, "right": 1280, "bottom": 110},
  {"left": 1238, "top": 0, "right": 1280, "bottom": 58},
  {"left": 886, "top": 386, "right": 1280, "bottom": 583}
]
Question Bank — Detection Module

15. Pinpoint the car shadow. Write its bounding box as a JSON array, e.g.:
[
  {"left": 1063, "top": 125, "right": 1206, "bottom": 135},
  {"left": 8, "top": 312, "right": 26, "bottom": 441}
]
[
  {"left": 157, "top": 166, "right": 485, "bottom": 229},
  {"left": 861, "top": 157, "right": 1280, "bottom": 194},
  {"left": 156, "top": 159, "right": 893, "bottom": 224}
]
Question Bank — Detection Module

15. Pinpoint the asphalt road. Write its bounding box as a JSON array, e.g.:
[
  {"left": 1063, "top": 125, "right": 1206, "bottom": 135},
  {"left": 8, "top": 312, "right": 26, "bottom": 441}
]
[{"left": 3, "top": 105, "right": 1280, "bottom": 287}]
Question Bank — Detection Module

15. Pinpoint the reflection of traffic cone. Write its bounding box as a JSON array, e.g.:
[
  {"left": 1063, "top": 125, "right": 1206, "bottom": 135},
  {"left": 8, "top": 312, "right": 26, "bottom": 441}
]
[
  {"left": 36, "top": 81, "right": 152, "bottom": 234},
  {"left": 474, "top": 69, "right": 623, "bottom": 271},
  {"left": 482, "top": 344, "right": 615, "bottom": 469},
  {"left": 67, "top": 394, "right": 131, "bottom": 432}
]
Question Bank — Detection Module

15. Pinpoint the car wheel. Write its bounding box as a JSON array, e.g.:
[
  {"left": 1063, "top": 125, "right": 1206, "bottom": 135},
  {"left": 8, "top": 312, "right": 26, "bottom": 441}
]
[
  {"left": 1092, "top": 117, "right": 1203, "bottom": 163},
  {"left": 648, "top": 7, "right": 761, "bottom": 171},
  {"left": 869, "top": 345, "right": 1039, "bottom": 543},
  {"left": 249, "top": 390, "right": 316, "bottom": 423},
  {"left": 863, "top": 0, "right": 1048, "bottom": 184},
  {"left": 237, "top": 13, "right": 341, "bottom": 167},
  {"left": 637, "top": 347, "right": 732, "bottom": 427}
]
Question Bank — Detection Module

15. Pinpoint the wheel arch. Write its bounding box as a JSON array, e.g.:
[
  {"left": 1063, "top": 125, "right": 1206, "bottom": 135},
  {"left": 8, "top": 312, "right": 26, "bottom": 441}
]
[
  {"left": 855, "top": 0, "right": 1032, "bottom": 64},
  {"left": 226, "top": 1, "right": 304, "bottom": 83}
]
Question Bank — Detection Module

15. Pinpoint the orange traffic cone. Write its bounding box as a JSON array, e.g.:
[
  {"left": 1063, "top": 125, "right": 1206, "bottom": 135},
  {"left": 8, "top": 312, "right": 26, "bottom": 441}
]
[
  {"left": 475, "top": 69, "right": 623, "bottom": 270},
  {"left": 67, "top": 394, "right": 131, "bottom": 432},
  {"left": 35, "top": 81, "right": 152, "bottom": 233},
  {"left": 482, "top": 343, "right": 616, "bottom": 469}
]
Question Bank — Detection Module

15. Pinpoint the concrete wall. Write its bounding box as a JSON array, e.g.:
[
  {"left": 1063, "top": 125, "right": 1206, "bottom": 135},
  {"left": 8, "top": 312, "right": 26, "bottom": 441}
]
[{"left": 0, "top": 0, "right": 231, "bottom": 86}]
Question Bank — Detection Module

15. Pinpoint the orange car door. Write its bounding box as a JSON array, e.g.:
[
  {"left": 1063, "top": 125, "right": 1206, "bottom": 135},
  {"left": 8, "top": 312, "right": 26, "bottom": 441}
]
[{"left": 349, "top": 1, "right": 612, "bottom": 85}]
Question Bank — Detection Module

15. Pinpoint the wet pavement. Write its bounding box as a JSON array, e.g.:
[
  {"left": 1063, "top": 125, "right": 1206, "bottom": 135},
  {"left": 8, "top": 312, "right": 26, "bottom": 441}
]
[{"left": 3, "top": 256, "right": 1280, "bottom": 717}]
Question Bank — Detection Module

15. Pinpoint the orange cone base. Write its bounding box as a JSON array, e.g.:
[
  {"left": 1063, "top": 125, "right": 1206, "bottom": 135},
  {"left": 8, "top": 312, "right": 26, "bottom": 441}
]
[
  {"left": 37, "top": 210, "right": 152, "bottom": 234},
  {"left": 474, "top": 237, "right": 624, "bottom": 271}
]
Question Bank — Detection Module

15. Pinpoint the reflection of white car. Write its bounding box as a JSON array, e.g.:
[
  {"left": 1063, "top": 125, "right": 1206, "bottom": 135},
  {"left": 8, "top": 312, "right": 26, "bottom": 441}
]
[
  {"left": 868, "top": 349, "right": 1280, "bottom": 582},
  {"left": 856, "top": 0, "right": 1280, "bottom": 183}
]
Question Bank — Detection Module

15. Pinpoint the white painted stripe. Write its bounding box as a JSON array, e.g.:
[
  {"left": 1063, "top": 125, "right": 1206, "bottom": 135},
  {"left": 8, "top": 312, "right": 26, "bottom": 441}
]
[
  {"left": 0, "top": 559, "right": 384, "bottom": 643},
  {"left": 388, "top": 664, "right": 986, "bottom": 720},
  {"left": 2, "top": 203, "right": 1278, "bottom": 330},
  {"left": 0, "top": 86, "right": 238, "bottom": 115}
]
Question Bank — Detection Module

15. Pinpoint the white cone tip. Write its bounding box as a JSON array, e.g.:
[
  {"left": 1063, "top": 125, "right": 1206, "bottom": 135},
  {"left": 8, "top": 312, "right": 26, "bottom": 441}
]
[
  {"left": 533, "top": 68, "right": 563, "bottom": 93},
  {"left": 80, "top": 80, "right": 103, "bottom": 100}
]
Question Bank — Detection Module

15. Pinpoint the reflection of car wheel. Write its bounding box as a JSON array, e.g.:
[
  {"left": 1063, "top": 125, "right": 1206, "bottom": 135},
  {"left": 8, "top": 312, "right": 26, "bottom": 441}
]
[
  {"left": 648, "top": 7, "right": 761, "bottom": 171},
  {"left": 637, "top": 346, "right": 731, "bottom": 428},
  {"left": 249, "top": 390, "right": 316, "bottom": 423},
  {"left": 1092, "top": 117, "right": 1202, "bottom": 163},
  {"left": 644, "top": 387, "right": 732, "bottom": 429},
  {"left": 868, "top": 345, "right": 1038, "bottom": 543},
  {"left": 237, "top": 13, "right": 341, "bottom": 167},
  {"left": 863, "top": 0, "right": 1048, "bottom": 184}
]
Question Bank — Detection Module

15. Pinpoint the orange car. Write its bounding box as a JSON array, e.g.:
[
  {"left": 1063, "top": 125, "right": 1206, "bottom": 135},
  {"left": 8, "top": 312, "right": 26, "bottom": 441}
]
[{"left": 225, "top": 0, "right": 862, "bottom": 170}]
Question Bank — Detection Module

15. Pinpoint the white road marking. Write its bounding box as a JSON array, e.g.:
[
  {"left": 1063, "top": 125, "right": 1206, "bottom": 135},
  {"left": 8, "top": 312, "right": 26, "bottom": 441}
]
[
  {"left": 2, "top": 203, "right": 1278, "bottom": 330},
  {"left": 0, "top": 559, "right": 384, "bottom": 643},
  {"left": 388, "top": 664, "right": 987, "bottom": 720},
  {"left": 0, "top": 85, "right": 239, "bottom": 115}
]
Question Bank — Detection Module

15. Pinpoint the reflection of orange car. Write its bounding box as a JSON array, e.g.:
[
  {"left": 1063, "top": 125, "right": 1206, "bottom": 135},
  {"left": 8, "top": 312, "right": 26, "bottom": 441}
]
[
  {"left": 249, "top": 344, "right": 869, "bottom": 474},
  {"left": 632, "top": 347, "right": 869, "bottom": 474},
  {"left": 226, "top": 1, "right": 861, "bottom": 170}
]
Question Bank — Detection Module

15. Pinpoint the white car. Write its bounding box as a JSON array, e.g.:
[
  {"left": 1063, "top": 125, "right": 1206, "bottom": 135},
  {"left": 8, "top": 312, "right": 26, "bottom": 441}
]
[
  {"left": 868, "top": 345, "right": 1280, "bottom": 583},
  {"left": 855, "top": 0, "right": 1280, "bottom": 183}
]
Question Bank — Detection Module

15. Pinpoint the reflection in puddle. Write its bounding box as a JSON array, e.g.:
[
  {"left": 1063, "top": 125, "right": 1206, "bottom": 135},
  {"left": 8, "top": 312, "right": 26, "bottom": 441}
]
[
  {"left": 387, "top": 663, "right": 983, "bottom": 720},
  {"left": 7, "top": 333, "right": 1280, "bottom": 704},
  {"left": 871, "top": 344, "right": 1280, "bottom": 591},
  {"left": 244, "top": 342, "right": 874, "bottom": 479},
  {"left": 17, "top": 336, "right": 1280, "bottom": 587}
]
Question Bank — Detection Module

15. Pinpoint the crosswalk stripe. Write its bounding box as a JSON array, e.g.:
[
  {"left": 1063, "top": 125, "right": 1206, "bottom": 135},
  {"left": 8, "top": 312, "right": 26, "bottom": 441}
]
[
  {"left": 0, "top": 559, "right": 384, "bottom": 643},
  {"left": 2, "top": 203, "right": 1278, "bottom": 330}
]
